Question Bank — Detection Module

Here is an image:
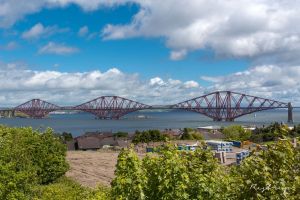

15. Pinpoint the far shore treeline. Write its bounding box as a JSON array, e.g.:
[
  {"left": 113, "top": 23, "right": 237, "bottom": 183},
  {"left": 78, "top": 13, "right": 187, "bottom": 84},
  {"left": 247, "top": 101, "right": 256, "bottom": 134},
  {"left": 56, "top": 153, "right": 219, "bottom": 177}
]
[{"left": 1, "top": 123, "right": 300, "bottom": 199}]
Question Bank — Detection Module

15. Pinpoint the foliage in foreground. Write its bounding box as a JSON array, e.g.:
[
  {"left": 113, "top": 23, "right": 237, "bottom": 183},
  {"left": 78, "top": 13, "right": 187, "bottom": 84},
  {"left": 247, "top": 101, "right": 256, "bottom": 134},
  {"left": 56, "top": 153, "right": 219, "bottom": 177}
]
[
  {"left": 0, "top": 126, "right": 69, "bottom": 200},
  {"left": 32, "top": 176, "right": 111, "bottom": 200},
  {"left": 109, "top": 140, "right": 300, "bottom": 200},
  {"left": 232, "top": 140, "right": 300, "bottom": 199},
  {"left": 111, "top": 145, "right": 229, "bottom": 200}
]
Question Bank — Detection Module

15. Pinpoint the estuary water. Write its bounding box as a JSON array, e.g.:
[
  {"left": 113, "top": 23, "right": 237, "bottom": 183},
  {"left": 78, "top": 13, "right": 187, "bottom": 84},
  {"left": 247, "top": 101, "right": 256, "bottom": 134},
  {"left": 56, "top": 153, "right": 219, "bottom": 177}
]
[{"left": 0, "top": 109, "right": 299, "bottom": 137}]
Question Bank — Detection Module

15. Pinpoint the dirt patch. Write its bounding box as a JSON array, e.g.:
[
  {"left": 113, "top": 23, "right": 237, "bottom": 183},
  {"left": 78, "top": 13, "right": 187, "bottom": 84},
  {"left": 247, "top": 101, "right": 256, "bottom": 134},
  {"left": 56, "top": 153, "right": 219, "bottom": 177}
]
[{"left": 66, "top": 151, "right": 119, "bottom": 187}]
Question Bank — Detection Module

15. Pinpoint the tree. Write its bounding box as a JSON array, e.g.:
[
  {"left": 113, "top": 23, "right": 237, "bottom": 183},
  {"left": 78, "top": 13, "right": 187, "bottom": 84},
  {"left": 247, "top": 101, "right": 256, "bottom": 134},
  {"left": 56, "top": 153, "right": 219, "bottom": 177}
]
[
  {"left": 114, "top": 132, "right": 128, "bottom": 139},
  {"left": 111, "top": 147, "right": 145, "bottom": 200},
  {"left": 180, "top": 128, "right": 204, "bottom": 140},
  {"left": 132, "top": 130, "right": 169, "bottom": 144},
  {"left": 34, "top": 129, "right": 69, "bottom": 184},
  {"left": 0, "top": 126, "right": 37, "bottom": 200},
  {"left": 185, "top": 149, "right": 230, "bottom": 200},
  {"left": 0, "top": 126, "right": 69, "bottom": 199},
  {"left": 231, "top": 140, "right": 300, "bottom": 199},
  {"left": 142, "top": 146, "right": 190, "bottom": 200},
  {"left": 222, "top": 125, "right": 251, "bottom": 141}
]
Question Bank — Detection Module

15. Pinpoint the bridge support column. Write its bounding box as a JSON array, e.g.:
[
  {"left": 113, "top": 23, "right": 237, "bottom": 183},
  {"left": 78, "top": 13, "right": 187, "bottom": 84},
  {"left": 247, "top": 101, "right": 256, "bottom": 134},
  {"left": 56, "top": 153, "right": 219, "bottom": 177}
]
[{"left": 288, "top": 102, "right": 293, "bottom": 123}]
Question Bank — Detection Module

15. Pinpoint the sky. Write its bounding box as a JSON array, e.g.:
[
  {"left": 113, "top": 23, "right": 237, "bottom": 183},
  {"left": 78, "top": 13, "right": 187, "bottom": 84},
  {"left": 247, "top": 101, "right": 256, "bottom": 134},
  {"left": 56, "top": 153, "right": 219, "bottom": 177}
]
[{"left": 0, "top": 0, "right": 300, "bottom": 106}]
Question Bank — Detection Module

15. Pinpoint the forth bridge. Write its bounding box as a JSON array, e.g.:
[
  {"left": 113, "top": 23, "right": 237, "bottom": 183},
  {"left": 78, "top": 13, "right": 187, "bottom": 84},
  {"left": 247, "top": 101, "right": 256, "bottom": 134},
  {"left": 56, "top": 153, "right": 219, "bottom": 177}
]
[{"left": 0, "top": 91, "right": 295, "bottom": 122}]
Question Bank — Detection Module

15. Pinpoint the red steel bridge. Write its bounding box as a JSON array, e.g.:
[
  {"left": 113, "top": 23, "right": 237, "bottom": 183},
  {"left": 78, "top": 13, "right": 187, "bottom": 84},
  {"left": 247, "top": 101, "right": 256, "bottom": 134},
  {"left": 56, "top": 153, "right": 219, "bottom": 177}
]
[{"left": 0, "top": 91, "right": 294, "bottom": 122}]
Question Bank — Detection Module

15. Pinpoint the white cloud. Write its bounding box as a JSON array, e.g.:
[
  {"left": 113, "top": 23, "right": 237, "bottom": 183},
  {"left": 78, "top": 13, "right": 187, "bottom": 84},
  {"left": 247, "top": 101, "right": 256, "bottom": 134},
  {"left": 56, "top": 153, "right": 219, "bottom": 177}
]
[
  {"left": 0, "top": 61, "right": 204, "bottom": 106},
  {"left": 0, "top": 0, "right": 129, "bottom": 28},
  {"left": 201, "top": 65, "right": 300, "bottom": 103},
  {"left": 150, "top": 77, "right": 164, "bottom": 86},
  {"left": 100, "top": 0, "right": 300, "bottom": 64},
  {"left": 38, "top": 42, "right": 79, "bottom": 55},
  {"left": 183, "top": 80, "right": 199, "bottom": 89},
  {"left": 78, "top": 26, "right": 89, "bottom": 37},
  {"left": 3, "top": 1, "right": 300, "bottom": 64},
  {"left": 22, "top": 23, "right": 68, "bottom": 40}
]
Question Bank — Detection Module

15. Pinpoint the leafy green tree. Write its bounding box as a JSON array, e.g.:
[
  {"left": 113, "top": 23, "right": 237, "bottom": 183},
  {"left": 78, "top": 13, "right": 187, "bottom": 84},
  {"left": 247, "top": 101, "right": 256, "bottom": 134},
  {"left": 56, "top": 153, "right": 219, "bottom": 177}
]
[
  {"left": 143, "top": 146, "right": 190, "bottom": 200},
  {"left": 0, "top": 126, "right": 37, "bottom": 200},
  {"left": 0, "top": 126, "right": 69, "bottom": 199},
  {"left": 132, "top": 130, "right": 169, "bottom": 144},
  {"left": 61, "top": 132, "right": 73, "bottom": 141},
  {"left": 114, "top": 132, "right": 129, "bottom": 139},
  {"left": 185, "top": 149, "right": 230, "bottom": 200},
  {"left": 32, "top": 177, "right": 94, "bottom": 200},
  {"left": 34, "top": 129, "right": 69, "bottom": 184},
  {"left": 180, "top": 128, "right": 204, "bottom": 140},
  {"left": 222, "top": 125, "right": 251, "bottom": 141},
  {"left": 231, "top": 140, "right": 300, "bottom": 199},
  {"left": 111, "top": 147, "right": 145, "bottom": 200}
]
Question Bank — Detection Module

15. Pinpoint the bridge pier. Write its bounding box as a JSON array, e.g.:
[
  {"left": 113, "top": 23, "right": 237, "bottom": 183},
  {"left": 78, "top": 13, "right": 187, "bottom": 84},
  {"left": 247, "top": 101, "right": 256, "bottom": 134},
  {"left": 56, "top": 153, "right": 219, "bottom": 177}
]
[{"left": 288, "top": 102, "right": 293, "bottom": 123}]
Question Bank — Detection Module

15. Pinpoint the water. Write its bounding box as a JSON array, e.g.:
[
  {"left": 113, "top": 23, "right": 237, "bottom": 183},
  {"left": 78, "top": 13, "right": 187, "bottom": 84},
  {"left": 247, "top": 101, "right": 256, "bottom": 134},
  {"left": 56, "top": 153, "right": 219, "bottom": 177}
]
[{"left": 0, "top": 109, "right": 299, "bottom": 137}]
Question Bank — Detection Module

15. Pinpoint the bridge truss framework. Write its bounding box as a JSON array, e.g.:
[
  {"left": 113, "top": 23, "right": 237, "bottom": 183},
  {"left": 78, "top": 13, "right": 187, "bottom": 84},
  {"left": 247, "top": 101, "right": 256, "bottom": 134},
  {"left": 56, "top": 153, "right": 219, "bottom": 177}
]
[{"left": 8, "top": 91, "right": 293, "bottom": 122}]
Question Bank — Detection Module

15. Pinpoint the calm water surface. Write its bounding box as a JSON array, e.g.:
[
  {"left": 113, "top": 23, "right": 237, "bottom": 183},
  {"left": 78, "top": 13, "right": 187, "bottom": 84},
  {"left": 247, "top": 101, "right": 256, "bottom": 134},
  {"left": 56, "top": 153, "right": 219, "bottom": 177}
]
[{"left": 0, "top": 109, "right": 299, "bottom": 137}]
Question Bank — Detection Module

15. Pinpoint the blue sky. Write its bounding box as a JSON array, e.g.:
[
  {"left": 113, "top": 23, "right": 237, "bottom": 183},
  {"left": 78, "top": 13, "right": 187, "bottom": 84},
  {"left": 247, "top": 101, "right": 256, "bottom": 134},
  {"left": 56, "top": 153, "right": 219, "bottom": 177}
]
[
  {"left": 1, "top": 3, "right": 249, "bottom": 83},
  {"left": 0, "top": 1, "right": 300, "bottom": 105}
]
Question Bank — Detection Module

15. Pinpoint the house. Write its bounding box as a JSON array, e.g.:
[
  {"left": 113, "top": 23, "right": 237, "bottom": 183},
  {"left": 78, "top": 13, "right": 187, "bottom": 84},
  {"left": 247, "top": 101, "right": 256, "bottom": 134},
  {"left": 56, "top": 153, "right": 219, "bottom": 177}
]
[
  {"left": 76, "top": 136, "right": 101, "bottom": 150},
  {"left": 66, "top": 131, "right": 132, "bottom": 150},
  {"left": 197, "top": 126, "right": 225, "bottom": 140}
]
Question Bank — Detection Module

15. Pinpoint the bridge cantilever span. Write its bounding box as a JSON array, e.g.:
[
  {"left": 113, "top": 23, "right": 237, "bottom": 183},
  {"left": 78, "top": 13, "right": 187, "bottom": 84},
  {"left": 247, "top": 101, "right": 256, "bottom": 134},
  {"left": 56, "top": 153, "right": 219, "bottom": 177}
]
[
  {"left": 171, "top": 91, "right": 292, "bottom": 122},
  {"left": 14, "top": 99, "right": 61, "bottom": 118},
  {"left": 74, "top": 96, "right": 151, "bottom": 119}
]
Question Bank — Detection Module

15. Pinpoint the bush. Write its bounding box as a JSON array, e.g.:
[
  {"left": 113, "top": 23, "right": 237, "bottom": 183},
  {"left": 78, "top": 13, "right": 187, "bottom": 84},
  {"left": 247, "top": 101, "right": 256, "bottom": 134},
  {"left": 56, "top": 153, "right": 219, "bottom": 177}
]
[
  {"left": 111, "top": 145, "right": 229, "bottom": 200},
  {"left": 0, "top": 126, "right": 69, "bottom": 199},
  {"left": 180, "top": 128, "right": 204, "bottom": 140},
  {"left": 221, "top": 125, "right": 251, "bottom": 141},
  {"left": 132, "top": 130, "right": 169, "bottom": 144},
  {"left": 32, "top": 177, "right": 92, "bottom": 200},
  {"left": 231, "top": 140, "right": 300, "bottom": 199},
  {"left": 113, "top": 132, "right": 128, "bottom": 139},
  {"left": 111, "top": 147, "right": 145, "bottom": 199}
]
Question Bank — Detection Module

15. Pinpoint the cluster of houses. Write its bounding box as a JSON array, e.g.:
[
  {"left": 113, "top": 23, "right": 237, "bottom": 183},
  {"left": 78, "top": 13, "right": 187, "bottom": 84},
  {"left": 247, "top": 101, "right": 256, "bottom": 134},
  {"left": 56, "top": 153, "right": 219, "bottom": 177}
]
[
  {"left": 66, "top": 131, "right": 131, "bottom": 150},
  {"left": 65, "top": 127, "right": 227, "bottom": 151}
]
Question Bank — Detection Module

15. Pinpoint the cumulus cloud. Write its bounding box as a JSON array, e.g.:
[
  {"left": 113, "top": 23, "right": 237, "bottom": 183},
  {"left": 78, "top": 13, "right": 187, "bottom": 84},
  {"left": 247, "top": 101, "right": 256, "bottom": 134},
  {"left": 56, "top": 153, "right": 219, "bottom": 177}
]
[
  {"left": 100, "top": 0, "right": 300, "bottom": 64},
  {"left": 22, "top": 23, "right": 68, "bottom": 40},
  {"left": 0, "top": 0, "right": 129, "bottom": 28},
  {"left": 183, "top": 81, "right": 199, "bottom": 89},
  {"left": 201, "top": 65, "right": 300, "bottom": 103},
  {"left": 0, "top": 62, "right": 204, "bottom": 106},
  {"left": 3, "top": 1, "right": 300, "bottom": 63},
  {"left": 150, "top": 77, "right": 164, "bottom": 86},
  {"left": 38, "top": 42, "right": 79, "bottom": 55}
]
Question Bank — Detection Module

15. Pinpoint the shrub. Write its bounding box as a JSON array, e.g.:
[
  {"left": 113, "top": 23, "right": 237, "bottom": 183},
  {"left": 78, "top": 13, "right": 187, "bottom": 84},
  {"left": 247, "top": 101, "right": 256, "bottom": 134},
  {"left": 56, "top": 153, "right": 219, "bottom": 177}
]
[
  {"left": 132, "top": 130, "right": 169, "bottom": 144},
  {"left": 231, "top": 140, "right": 300, "bottom": 199},
  {"left": 0, "top": 126, "right": 69, "bottom": 199},
  {"left": 0, "top": 126, "right": 37, "bottom": 200},
  {"left": 221, "top": 125, "right": 251, "bottom": 141},
  {"left": 181, "top": 128, "right": 204, "bottom": 140},
  {"left": 112, "top": 145, "right": 229, "bottom": 200},
  {"left": 32, "top": 177, "right": 93, "bottom": 200},
  {"left": 111, "top": 147, "right": 145, "bottom": 199}
]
